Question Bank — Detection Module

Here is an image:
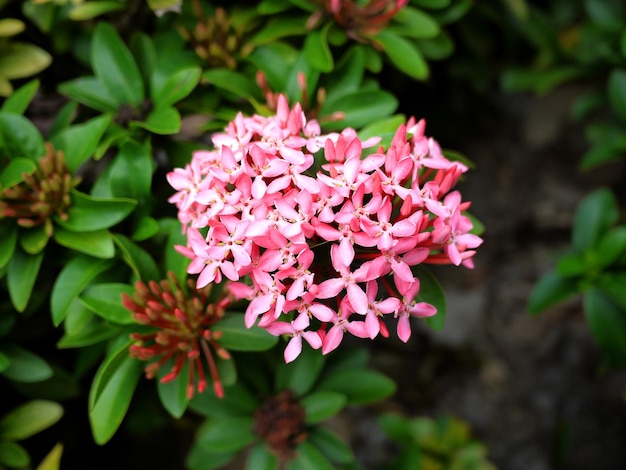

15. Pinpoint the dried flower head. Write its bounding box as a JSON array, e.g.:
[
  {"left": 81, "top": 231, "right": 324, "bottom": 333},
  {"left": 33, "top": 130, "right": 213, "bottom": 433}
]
[
  {"left": 123, "top": 272, "right": 232, "bottom": 399},
  {"left": 0, "top": 142, "right": 79, "bottom": 237}
]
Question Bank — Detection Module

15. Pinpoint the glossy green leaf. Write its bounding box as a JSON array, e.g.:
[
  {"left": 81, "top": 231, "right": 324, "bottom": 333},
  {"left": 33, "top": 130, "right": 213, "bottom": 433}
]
[
  {"left": 555, "top": 253, "right": 586, "bottom": 277},
  {"left": 320, "top": 90, "right": 398, "bottom": 131},
  {"left": 89, "top": 340, "right": 141, "bottom": 443},
  {"left": 287, "top": 441, "right": 334, "bottom": 470},
  {"left": 57, "top": 77, "right": 119, "bottom": 114},
  {"left": 393, "top": 7, "right": 440, "bottom": 39},
  {"left": 286, "top": 52, "right": 320, "bottom": 105},
  {"left": 80, "top": 283, "right": 134, "bottom": 324},
  {"left": 131, "top": 106, "right": 181, "bottom": 135},
  {"left": 0, "top": 344, "right": 52, "bottom": 383},
  {"left": 308, "top": 426, "right": 355, "bottom": 464},
  {"left": 56, "top": 190, "right": 136, "bottom": 232},
  {"left": 0, "top": 42, "right": 51, "bottom": 79},
  {"left": 0, "top": 442, "right": 29, "bottom": 468},
  {"left": 374, "top": 30, "right": 429, "bottom": 80},
  {"left": 304, "top": 24, "right": 333, "bottom": 73},
  {"left": 417, "top": 32, "right": 455, "bottom": 60},
  {"left": 246, "top": 442, "right": 279, "bottom": 470},
  {"left": 378, "top": 413, "right": 412, "bottom": 443},
  {"left": 69, "top": 1, "right": 125, "bottom": 20},
  {"left": 50, "top": 255, "right": 115, "bottom": 326},
  {"left": 324, "top": 47, "right": 365, "bottom": 103},
  {"left": 189, "top": 382, "right": 259, "bottom": 419},
  {"left": 246, "top": 43, "right": 297, "bottom": 92},
  {"left": 50, "top": 115, "right": 111, "bottom": 173},
  {"left": 250, "top": 15, "right": 308, "bottom": 45},
  {"left": 276, "top": 345, "right": 325, "bottom": 396},
  {"left": 432, "top": 0, "right": 472, "bottom": 24},
  {"left": 109, "top": 140, "right": 153, "bottom": 199},
  {"left": 91, "top": 22, "right": 144, "bottom": 106},
  {"left": 412, "top": 0, "right": 450, "bottom": 8},
  {"left": 186, "top": 444, "right": 237, "bottom": 470},
  {"left": 113, "top": 234, "right": 161, "bottom": 282},
  {"left": 528, "top": 271, "right": 579, "bottom": 314},
  {"left": 0, "top": 112, "right": 45, "bottom": 160},
  {"left": 315, "top": 368, "right": 396, "bottom": 405},
  {"left": 151, "top": 66, "right": 201, "bottom": 108},
  {"left": 414, "top": 266, "right": 446, "bottom": 330},
  {"left": 597, "top": 227, "right": 626, "bottom": 267},
  {"left": 36, "top": 443, "right": 64, "bottom": 470},
  {"left": 0, "top": 400, "right": 63, "bottom": 440},
  {"left": 608, "top": 69, "right": 626, "bottom": 123},
  {"left": 215, "top": 314, "right": 279, "bottom": 351},
  {"left": 580, "top": 139, "right": 626, "bottom": 170},
  {"left": 572, "top": 188, "right": 618, "bottom": 252},
  {"left": 57, "top": 320, "right": 122, "bottom": 349},
  {"left": 203, "top": 68, "right": 261, "bottom": 100},
  {"left": 0, "top": 18, "right": 24, "bottom": 37},
  {"left": 501, "top": 67, "right": 582, "bottom": 95},
  {"left": 196, "top": 417, "right": 256, "bottom": 453},
  {"left": 0, "top": 353, "right": 9, "bottom": 373},
  {"left": 157, "top": 364, "right": 190, "bottom": 419},
  {"left": 162, "top": 218, "right": 189, "bottom": 281},
  {"left": 131, "top": 216, "right": 159, "bottom": 241},
  {"left": 7, "top": 247, "right": 43, "bottom": 312},
  {"left": 584, "top": 288, "right": 626, "bottom": 366},
  {"left": 0, "top": 157, "right": 36, "bottom": 187},
  {"left": 53, "top": 227, "right": 115, "bottom": 259},
  {"left": 301, "top": 391, "right": 346, "bottom": 424},
  {"left": 322, "top": 347, "right": 369, "bottom": 375},
  {"left": 19, "top": 224, "right": 49, "bottom": 254},
  {"left": 1, "top": 79, "right": 38, "bottom": 114}
]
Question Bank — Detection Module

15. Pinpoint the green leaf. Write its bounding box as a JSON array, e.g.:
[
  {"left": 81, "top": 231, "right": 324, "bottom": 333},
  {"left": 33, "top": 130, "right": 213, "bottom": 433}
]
[
  {"left": 69, "top": 1, "right": 125, "bottom": 20},
  {"left": 1, "top": 79, "right": 38, "bottom": 114},
  {"left": 89, "top": 341, "right": 142, "bottom": 444},
  {"left": 189, "top": 382, "right": 259, "bottom": 419},
  {"left": 0, "top": 223, "right": 14, "bottom": 268},
  {"left": 528, "top": 271, "right": 579, "bottom": 314},
  {"left": 246, "top": 442, "right": 279, "bottom": 470},
  {"left": 276, "top": 344, "right": 325, "bottom": 396},
  {"left": 109, "top": 140, "right": 153, "bottom": 199},
  {"left": 0, "top": 400, "right": 63, "bottom": 440},
  {"left": 50, "top": 115, "right": 111, "bottom": 173},
  {"left": 36, "top": 443, "right": 64, "bottom": 470},
  {"left": 412, "top": 0, "right": 450, "bottom": 8},
  {"left": 286, "top": 52, "right": 320, "bottom": 105},
  {"left": 287, "top": 441, "right": 334, "bottom": 470},
  {"left": 373, "top": 30, "right": 429, "bottom": 80},
  {"left": 19, "top": 224, "right": 49, "bottom": 254},
  {"left": 53, "top": 227, "right": 115, "bottom": 259},
  {"left": 0, "top": 353, "right": 9, "bottom": 373},
  {"left": 598, "top": 273, "right": 626, "bottom": 311},
  {"left": 320, "top": 90, "right": 398, "bottom": 131},
  {"left": 0, "top": 42, "right": 51, "bottom": 79},
  {"left": 304, "top": 24, "right": 333, "bottom": 73},
  {"left": 56, "top": 190, "right": 136, "bottom": 232},
  {"left": 392, "top": 7, "right": 440, "bottom": 39},
  {"left": 358, "top": 114, "right": 407, "bottom": 150},
  {"left": 378, "top": 413, "right": 411, "bottom": 443},
  {"left": 250, "top": 15, "right": 308, "bottom": 46},
  {"left": 131, "top": 216, "right": 159, "bottom": 241},
  {"left": 196, "top": 417, "right": 256, "bottom": 453},
  {"left": 57, "top": 77, "right": 119, "bottom": 114},
  {"left": 414, "top": 266, "right": 446, "bottom": 330},
  {"left": 0, "top": 18, "right": 25, "bottom": 37},
  {"left": 315, "top": 368, "right": 396, "bottom": 405},
  {"left": 0, "top": 442, "right": 29, "bottom": 468},
  {"left": 50, "top": 255, "right": 115, "bottom": 326},
  {"left": 57, "top": 320, "right": 122, "bottom": 349},
  {"left": 608, "top": 69, "right": 626, "bottom": 123},
  {"left": 246, "top": 43, "right": 298, "bottom": 92},
  {"left": 215, "top": 315, "right": 278, "bottom": 351},
  {"left": 151, "top": 66, "right": 201, "bottom": 108},
  {"left": 417, "top": 32, "right": 455, "bottom": 60},
  {"left": 584, "top": 288, "right": 626, "bottom": 366},
  {"left": 162, "top": 218, "right": 189, "bottom": 281},
  {"left": 580, "top": 139, "right": 626, "bottom": 170},
  {"left": 0, "top": 157, "right": 36, "bottom": 187},
  {"left": 131, "top": 106, "right": 181, "bottom": 135},
  {"left": 7, "top": 247, "right": 43, "bottom": 312},
  {"left": 572, "top": 188, "right": 618, "bottom": 252},
  {"left": 324, "top": 47, "right": 365, "bottom": 103},
  {"left": 113, "top": 234, "right": 161, "bottom": 282},
  {"left": 597, "top": 227, "right": 626, "bottom": 267},
  {"left": 501, "top": 67, "right": 583, "bottom": 95},
  {"left": 80, "top": 283, "right": 134, "bottom": 324},
  {"left": 0, "top": 112, "right": 45, "bottom": 160},
  {"left": 0, "top": 344, "right": 53, "bottom": 383},
  {"left": 186, "top": 444, "right": 237, "bottom": 470},
  {"left": 203, "top": 69, "right": 261, "bottom": 100},
  {"left": 157, "top": 365, "right": 190, "bottom": 419},
  {"left": 308, "top": 426, "right": 355, "bottom": 465},
  {"left": 301, "top": 391, "right": 346, "bottom": 424},
  {"left": 91, "top": 22, "right": 144, "bottom": 106}
]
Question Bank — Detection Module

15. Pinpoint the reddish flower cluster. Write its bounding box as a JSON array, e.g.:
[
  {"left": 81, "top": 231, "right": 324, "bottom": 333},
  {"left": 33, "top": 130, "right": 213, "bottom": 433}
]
[
  {"left": 123, "top": 273, "right": 231, "bottom": 398},
  {"left": 168, "top": 95, "right": 482, "bottom": 363}
]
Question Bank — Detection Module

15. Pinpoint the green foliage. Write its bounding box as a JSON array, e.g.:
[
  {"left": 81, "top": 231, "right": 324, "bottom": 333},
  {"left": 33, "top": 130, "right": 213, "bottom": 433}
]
[
  {"left": 529, "top": 188, "right": 626, "bottom": 366},
  {"left": 379, "top": 413, "right": 497, "bottom": 470}
]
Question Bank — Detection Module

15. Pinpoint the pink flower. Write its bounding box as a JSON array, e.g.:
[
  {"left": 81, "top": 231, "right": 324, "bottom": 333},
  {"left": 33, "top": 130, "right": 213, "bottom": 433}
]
[{"left": 265, "top": 312, "right": 322, "bottom": 362}]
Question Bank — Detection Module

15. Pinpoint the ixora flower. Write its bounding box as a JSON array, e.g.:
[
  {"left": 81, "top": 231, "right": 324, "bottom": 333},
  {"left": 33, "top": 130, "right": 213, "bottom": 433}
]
[
  {"left": 168, "top": 95, "right": 483, "bottom": 363},
  {"left": 122, "top": 272, "right": 232, "bottom": 399}
]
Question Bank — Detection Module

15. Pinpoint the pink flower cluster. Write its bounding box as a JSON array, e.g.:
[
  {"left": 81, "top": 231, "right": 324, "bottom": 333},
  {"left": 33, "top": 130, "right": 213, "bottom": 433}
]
[{"left": 168, "top": 95, "right": 482, "bottom": 363}]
